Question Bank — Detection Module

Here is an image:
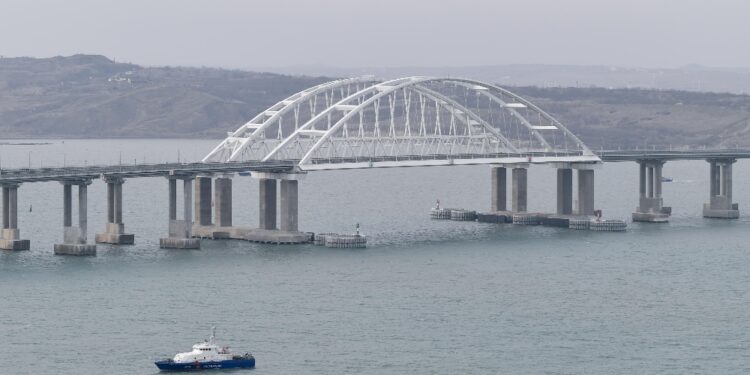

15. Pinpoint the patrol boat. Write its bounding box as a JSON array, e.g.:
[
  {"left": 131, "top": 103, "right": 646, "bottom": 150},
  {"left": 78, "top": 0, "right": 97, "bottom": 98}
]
[{"left": 155, "top": 327, "right": 255, "bottom": 371}]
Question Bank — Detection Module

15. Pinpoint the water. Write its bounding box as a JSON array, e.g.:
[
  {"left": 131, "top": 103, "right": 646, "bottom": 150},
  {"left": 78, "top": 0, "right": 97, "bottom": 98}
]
[{"left": 1, "top": 139, "right": 749, "bottom": 374}]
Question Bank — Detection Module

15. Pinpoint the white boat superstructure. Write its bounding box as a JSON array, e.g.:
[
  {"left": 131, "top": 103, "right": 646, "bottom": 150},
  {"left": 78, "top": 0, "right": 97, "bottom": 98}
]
[{"left": 172, "top": 327, "right": 234, "bottom": 364}]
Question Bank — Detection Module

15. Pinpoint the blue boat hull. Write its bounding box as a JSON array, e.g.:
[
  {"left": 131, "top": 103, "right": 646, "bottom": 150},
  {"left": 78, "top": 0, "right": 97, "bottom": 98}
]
[{"left": 155, "top": 359, "right": 255, "bottom": 371}]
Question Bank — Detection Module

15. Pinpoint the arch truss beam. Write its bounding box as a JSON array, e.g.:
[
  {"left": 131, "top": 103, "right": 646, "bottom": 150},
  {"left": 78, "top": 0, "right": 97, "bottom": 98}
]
[{"left": 204, "top": 77, "right": 600, "bottom": 170}]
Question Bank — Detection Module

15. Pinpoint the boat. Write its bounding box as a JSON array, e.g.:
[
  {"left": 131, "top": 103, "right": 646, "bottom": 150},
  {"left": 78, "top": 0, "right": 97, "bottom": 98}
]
[
  {"left": 661, "top": 176, "right": 673, "bottom": 182},
  {"left": 154, "top": 327, "right": 255, "bottom": 371}
]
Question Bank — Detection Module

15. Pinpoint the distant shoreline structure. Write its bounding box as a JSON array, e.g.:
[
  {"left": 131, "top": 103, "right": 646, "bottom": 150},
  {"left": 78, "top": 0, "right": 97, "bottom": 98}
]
[{"left": 0, "top": 142, "right": 52, "bottom": 146}]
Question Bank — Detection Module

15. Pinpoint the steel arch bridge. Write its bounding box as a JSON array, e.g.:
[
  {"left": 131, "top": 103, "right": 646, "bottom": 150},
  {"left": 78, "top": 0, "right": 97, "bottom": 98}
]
[{"left": 203, "top": 77, "right": 600, "bottom": 170}]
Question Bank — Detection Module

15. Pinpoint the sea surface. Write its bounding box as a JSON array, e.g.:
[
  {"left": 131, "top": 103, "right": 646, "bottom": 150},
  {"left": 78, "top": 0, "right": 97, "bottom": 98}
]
[{"left": 0, "top": 139, "right": 748, "bottom": 374}]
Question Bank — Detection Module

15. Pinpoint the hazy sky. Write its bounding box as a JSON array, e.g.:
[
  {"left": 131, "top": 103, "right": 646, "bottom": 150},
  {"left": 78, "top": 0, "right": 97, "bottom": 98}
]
[{"left": 1, "top": 0, "right": 748, "bottom": 69}]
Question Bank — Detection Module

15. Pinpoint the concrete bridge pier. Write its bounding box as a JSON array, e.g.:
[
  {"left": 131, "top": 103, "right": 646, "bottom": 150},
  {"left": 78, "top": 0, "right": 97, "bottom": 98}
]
[
  {"left": 258, "top": 177, "right": 277, "bottom": 230},
  {"left": 550, "top": 163, "right": 597, "bottom": 219},
  {"left": 160, "top": 176, "right": 200, "bottom": 249},
  {"left": 95, "top": 176, "right": 135, "bottom": 245},
  {"left": 0, "top": 184, "right": 30, "bottom": 250},
  {"left": 703, "top": 158, "right": 739, "bottom": 218},
  {"left": 245, "top": 172, "right": 308, "bottom": 244},
  {"left": 556, "top": 168, "right": 573, "bottom": 215},
  {"left": 279, "top": 179, "right": 299, "bottom": 232},
  {"left": 214, "top": 176, "right": 233, "bottom": 228},
  {"left": 511, "top": 165, "right": 528, "bottom": 213},
  {"left": 54, "top": 180, "right": 97, "bottom": 255},
  {"left": 189, "top": 172, "right": 306, "bottom": 244},
  {"left": 194, "top": 176, "right": 213, "bottom": 227},
  {"left": 191, "top": 175, "right": 235, "bottom": 239},
  {"left": 491, "top": 166, "right": 507, "bottom": 212},
  {"left": 577, "top": 168, "right": 596, "bottom": 216},
  {"left": 632, "top": 160, "right": 671, "bottom": 222},
  {"left": 487, "top": 164, "right": 528, "bottom": 221}
]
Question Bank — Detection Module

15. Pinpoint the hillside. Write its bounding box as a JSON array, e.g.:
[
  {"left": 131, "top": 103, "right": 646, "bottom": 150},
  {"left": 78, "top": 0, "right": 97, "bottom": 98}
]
[
  {"left": 262, "top": 64, "right": 750, "bottom": 95},
  {"left": 0, "top": 55, "right": 328, "bottom": 138},
  {"left": 1, "top": 55, "right": 750, "bottom": 148},
  {"left": 514, "top": 86, "right": 750, "bottom": 149}
]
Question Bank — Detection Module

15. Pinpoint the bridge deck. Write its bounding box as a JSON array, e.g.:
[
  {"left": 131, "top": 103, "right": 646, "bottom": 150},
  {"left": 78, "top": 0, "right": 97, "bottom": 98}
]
[
  {"left": 2, "top": 150, "right": 750, "bottom": 183},
  {"left": 0, "top": 161, "right": 295, "bottom": 184},
  {"left": 597, "top": 150, "right": 750, "bottom": 162}
]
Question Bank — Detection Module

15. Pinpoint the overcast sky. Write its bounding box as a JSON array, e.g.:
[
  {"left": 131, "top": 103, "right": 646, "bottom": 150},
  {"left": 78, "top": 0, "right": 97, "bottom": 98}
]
[{"left": 1, "top": 0, "right": 748, "bottom": 69}]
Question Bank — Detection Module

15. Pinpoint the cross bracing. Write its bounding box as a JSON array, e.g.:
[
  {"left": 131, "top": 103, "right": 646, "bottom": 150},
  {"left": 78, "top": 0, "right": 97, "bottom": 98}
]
[{"left": 203, "top": 77, "right": 601, "bottom": 170}]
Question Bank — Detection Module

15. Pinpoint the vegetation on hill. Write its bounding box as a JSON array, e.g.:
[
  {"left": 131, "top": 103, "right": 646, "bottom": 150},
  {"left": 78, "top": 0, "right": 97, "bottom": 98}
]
[
  {"left": 0, "top": 54, "right": 328, "bottom": 138},
  {"left": 1, "top": 55, "right": 750, "bottom": 149},
  {"left": 512, "top": 86, "right": 750, "bottom": 149}
]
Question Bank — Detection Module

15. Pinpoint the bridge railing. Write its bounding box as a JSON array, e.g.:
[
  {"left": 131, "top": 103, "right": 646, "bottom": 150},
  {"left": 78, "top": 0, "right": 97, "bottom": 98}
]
[{"left": 307, "top": 151, "right": 590, "bottom": 165}]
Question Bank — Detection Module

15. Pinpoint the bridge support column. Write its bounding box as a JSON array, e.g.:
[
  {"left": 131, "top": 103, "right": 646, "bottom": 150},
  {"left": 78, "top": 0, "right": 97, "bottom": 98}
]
[
  {"left": 577, "top": 169, "right": 595, "bottom": 216},
  {"left": 259, "top": 179, "right": 277, "bottom": 230},
  {"left": 280, "top": 180, "right": 298, "bottom": 232},
  {"left": 55, "top": 180, "right": 96, "bottom": 255},
  {"left": 491, "top": 167, "right": 507, "bottom": 212},
  {"left": 632, "top": 160, "right": 671, "bottom": 222},
  {"left": 214, "top": 177, "right": 233, "bottom": 228},
  {"left": 234, "top": 172, "right": 309, "bottom": 244},
  {"left": 703, "top": 158, "right": 739, "bottom": 218},
  {"left": 160, "top": 176, "right": 200, "bottom": 249},
  {"left": 169, "top": 178, "right": 177, "bottom": 221},
  {"left": 95, "top": 176, "right": 135, "bottom": 245},
  {"left": 189, "top": 175, "right": 234, "bottom": 240},
  {"left": 556, "top": 168, "right": 573, "bottom": 215},
  {"left": 511, "top": 166, "right": 528, "bottom": 213},
  {"left": 0, "top": 184, "right": 30, "bottom": 250},
  {"left": 194, "top": 176, "right": 213, "bottom": 227}
]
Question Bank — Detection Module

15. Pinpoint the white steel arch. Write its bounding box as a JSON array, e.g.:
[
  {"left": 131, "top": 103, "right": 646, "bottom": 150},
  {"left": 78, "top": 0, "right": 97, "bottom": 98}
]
[
  {"left": 205, "top": 76, "right": 600, "bottom": 170},
  {"left": 203, "top": 77, "right": 379, "bottom": 162}
]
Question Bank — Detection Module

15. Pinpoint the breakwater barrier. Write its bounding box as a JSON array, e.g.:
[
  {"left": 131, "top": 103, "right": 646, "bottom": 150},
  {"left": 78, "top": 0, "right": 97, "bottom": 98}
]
[
  {"left": 431, "top": 207, "right": 627, "bottom": 232},
  {"left": 313, "top": 232, "right": 368, "bottom": 248}
]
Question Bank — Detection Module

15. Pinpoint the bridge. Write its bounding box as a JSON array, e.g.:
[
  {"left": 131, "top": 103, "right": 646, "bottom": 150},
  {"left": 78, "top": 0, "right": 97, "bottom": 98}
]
[
  {"left": 598, "top": 149, "right": 750, "bottom": 162},
  {"left": 0, "top": 76, "right": 744, "bottom": 254}
]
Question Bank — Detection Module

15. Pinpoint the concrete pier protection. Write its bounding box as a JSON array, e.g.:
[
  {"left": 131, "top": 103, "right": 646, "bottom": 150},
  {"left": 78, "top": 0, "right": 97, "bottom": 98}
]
[
  {"left": 160, "top": 176, "right": 200, "bottom": 249},
  {"left": 703, "top": 158, "right": 739, "bottom": 219},
  {"left": 632, "top": 160, "right": 671, "bottom": 222},
  {"left": 0, "top": 183, "right": 30, "bottom": 250},
  {"left": 95, "top": 176, "right": 135, "bottom": 244},
  {"left": 54, "top": 180, "right": 97, "bottom": 255}
]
